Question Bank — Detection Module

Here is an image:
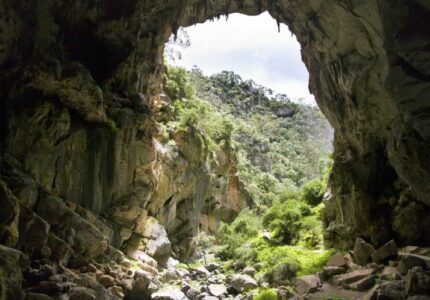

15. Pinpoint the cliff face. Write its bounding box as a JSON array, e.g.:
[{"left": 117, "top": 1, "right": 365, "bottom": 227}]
[{"left": 1, "top": 0, "right": 430, "bottom": 282}]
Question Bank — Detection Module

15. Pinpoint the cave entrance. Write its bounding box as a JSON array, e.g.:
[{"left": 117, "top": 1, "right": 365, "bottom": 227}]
[{"left": 160, "top": 12, "right": 334, "bottom": 254}]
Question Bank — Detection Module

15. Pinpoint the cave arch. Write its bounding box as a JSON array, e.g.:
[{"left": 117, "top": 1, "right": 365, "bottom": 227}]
[
  {"left": 156, "top": 1, "right": 430, "bottom": 248},
  {"left": 1, "top": 0, "right": 430, "bottom": 250}
]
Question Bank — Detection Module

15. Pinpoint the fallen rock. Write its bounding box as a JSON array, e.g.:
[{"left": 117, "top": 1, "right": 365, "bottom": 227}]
[
  {"left": 405, "top": 266, "right": 430, "bottom": 294},
  {"left": 192, "top": 266, "right": 211, "bottom": 277},
  {"left": 398, "top": 255, "right": 426, "bottom": 275},
  {"left": 347, "top": 275, "right": 376, "bottom": 291},
  {"left": 327, "top": 253, "right": 347, "bottom": 268},
  {"left": 353, "top": 238, "right": 375, "bottom": 266},
  {"left": 98, "top": 274, "right": 115, "bottom": 288},
  {"left": 371, "top": 240, "right": 398, "bottom": 263},
  {"left": 108, "top": 285, "right": 124, "bottom": 298},
  {"left": 25, "top": 293, "right": 53, "bottom": 300},
  {"left": 145, "top": 223, "right": 172, "bottom": 266},
  {"left": 0, "top": 182, "right": 20, "bottom": 247},
  {"left": 381, "top": 266, "right": 401, "bottom": 280},
  {"left": 278, "top": 287, "right": 293, "bottom": 300},
  {"left": 151, "top": 287, "right": 186, "bottom": 300},
  {"left": 334, "top": 268, "right": 375, "bottom": 285},
  {"left": 181, "top": 282, "right": 199, "bottom": 299},
  {"left": 36, "top": 195, "right": 108, "bottom": 258},
  {"left": 241, "top": 266, "right": 256, "bottom": 277},
  {"left": 125, "top": 270, "right": 155, "bottom": 300},
  {"left": 377, "top": 280, "right": 407, "bottom": 300},
  {"left": 206, "top": 262, "right": 220, "bottom": 272},
  {"left": 162, "top": 268, "right": 189, "bottom": 282},
  {"left": 228, "top": 274, "right": 258, "bottom": 292},
  {"left": 199, "top": 296, "right": 219, "bottom": 300},
  {"left": 294, "top": 274, "right": 321, "bottom": 294},
  {"left": 322, "top": 266, "right": 346, "bottom": 278},
  {"left": 208, "top": 283, "right": 227, "bottom": 297},
  {"left": 47, "top": 233, "right": 73, "bottom": 265},
  {"left": 0, "top": 244, "right": 29, "bottom": 300},
  {"left": 68, "top": 287, "right": 96, "bottom": 300},
  {"left": 128, "top": 250, "right": 158, "bottom": 268}
]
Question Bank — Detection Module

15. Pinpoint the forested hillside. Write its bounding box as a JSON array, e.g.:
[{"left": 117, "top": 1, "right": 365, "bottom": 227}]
[
  {"left": 189, "top": 67, "right": 333, "bottom": 207},
  {"left": 162, "top": 65, "right": 335, "bottom": 293}
]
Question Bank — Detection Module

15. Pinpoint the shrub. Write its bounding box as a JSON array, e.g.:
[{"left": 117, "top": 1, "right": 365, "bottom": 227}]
[
  {"left": 301, "top": 179, "right": 325, "bottom": 206},
  {"left": 254, "top": 289, "right": 278, "bottom": 300},
  {"left": 297, "top": 215, "right": 323, "bottom": 247},
  {"left": 263, "top": 200, "right": 312, "bottom": 244}
]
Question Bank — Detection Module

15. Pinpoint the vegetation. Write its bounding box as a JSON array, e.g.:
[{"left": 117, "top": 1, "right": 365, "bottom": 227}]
[
  {"left": 162, "top": 64, "right": 334, "bottom": 289},
  {"left": 254, "top": 288, "right": 278, "bottom": 300}
]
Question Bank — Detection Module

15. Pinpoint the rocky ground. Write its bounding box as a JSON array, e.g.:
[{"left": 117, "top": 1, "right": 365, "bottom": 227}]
[{"left": 3, "top": 235, "right": 430, "bottom": 299}]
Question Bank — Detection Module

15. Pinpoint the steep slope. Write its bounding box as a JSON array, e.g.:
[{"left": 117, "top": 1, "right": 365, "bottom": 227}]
[{"left": 187, "top": 68, "right": 333, "bottom": 205}]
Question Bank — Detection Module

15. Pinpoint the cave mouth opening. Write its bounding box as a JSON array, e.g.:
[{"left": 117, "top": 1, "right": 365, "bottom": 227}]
[{"left": 159, "top": 12, "right": 335, "bottom": 255}]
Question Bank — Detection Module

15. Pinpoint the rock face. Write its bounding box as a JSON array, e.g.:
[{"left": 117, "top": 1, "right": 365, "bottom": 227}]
[{"left": 0, "top": 0, "right": 430, "bottom": 293}]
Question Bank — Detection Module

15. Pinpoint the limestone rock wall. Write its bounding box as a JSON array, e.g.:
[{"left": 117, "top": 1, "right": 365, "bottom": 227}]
[{"left": 0, "top": 0, "right": 430, "bottom": 260}]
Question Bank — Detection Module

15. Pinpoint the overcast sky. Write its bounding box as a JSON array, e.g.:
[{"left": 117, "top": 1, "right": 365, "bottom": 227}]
[{"left": 166, "top": 12, "right": 315, "bottom": 105}]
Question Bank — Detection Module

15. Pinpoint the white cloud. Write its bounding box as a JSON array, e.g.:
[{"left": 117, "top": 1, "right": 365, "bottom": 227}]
[{"left": 167, "top": 12, "right": 315, "bottom": 105}]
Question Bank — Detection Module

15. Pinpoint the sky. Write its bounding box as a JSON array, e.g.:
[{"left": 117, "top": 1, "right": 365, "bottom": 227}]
[{"left": 166, "top": 12, "right": 315, "bottom": 105}]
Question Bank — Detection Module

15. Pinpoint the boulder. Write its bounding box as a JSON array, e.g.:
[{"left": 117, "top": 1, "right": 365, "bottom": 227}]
[
  {"left": 17, "top": 205, "right": 51, "bottom": 258},
  {"left": 181, "top": 283, "right": 199, "bottom": 299},
  {"left": 145, "top": 223, "right": 172, "bottom": 266},
  {"left": 128, "top": 249, "right": 158, "bottom": 268},
  {"left": 371, "top": 240, "right": 398, "bottom": 263},
  {"left": 200, "top": 296, "right": 219, "bottom": 300},
  {"left": 25, "top": 293, "right": 54, "bottom": 300},
  {"left": 127, "top": 270, "right": 155, "bottom": 300},
  {"left": 227, "top": 274, "right": 258, "bottom": 292},
  {"left": 374, "top": 281, "right": 407, "bottom": 299},
  {"left": 206, "top": 262, "right": 220, "bottom": 272},
  {"left": 334, "top": 268, "right": 375, "bottom": 285},
  {"left": 353, "top": 238, "right": 375, "bottom": 266},
  {"left": 397, "top": 255, "right": 426, "bottom": 275},
  {"left": 0, "top": 182, "right": 20, "bottom": 247},
  {"left": 278, "top": 287, "right": 293, "bottom": 300},
  {"left": 162, "top": 268, "right": 189, "bottom": 282},
  {"left": 68, "top": 287, "right": 96, "bottom": 300},
  {"left": 347, "top": 275, "right": 376, "bottom": 291},
  {"left": 0, "top": 244, "right": 29, "bottom": 300},
  {"left": 241, "top": 266, "right": 256, "bottom": 277},
  {"left": 36, "top": 195, "right": 108, "bottom": 258},
  {"left": 405, "top": 266, "right": 430, "bottom": 295},
  {"left": 108, "top": 286, "right": 125, "bottom": 298},
  {"left": 192, "top": 266, "right": 211, "bottom": 277},
  {"left": 327, "top": 253, "right": 347, "bottom": 268},
  {"left": 98, "top": 275, "right": 115, "bottom": 288},
  {"left": 381, "top": 266, "right": 401, "bottom": 280},
  {"left": 208, "top": 283, "right": 227, "bottom": 297},
  {"left": 151, "top": 287, "right": 186, "bottom": 300},
  {"left": 294, "top": 274, "right": 321, "bottom": 294},
  {"left": 322, "top": 266, "right": 346, "bottom": 278},
  {"left": 47, "top": 233, "right": 73, "bottom": 265}
]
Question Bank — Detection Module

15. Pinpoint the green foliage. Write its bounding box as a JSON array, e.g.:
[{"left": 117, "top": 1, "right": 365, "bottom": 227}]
[
  {"left": 300, "top": 179, "right": 325, "bottom": 206},
  {"left": 187, "top": 67, "right": 333, "bottom": 210},
  {"left": 263, "top": 200, "right": 315, "bottom": 245},
  {"left": 164, "top": 65, "right": 195, "bottom": 101},
  {"left": 217, "top": 209, "right": 262, "bottom": 260},
  {"left": 163, "top": 64, "right": 335, "bottom": 288},
  {"left": 254, "top": 289, "right": 278, "bottom": 300},
  {"left": 163, "top": 65, "right": 234, "bottom": 153}
]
